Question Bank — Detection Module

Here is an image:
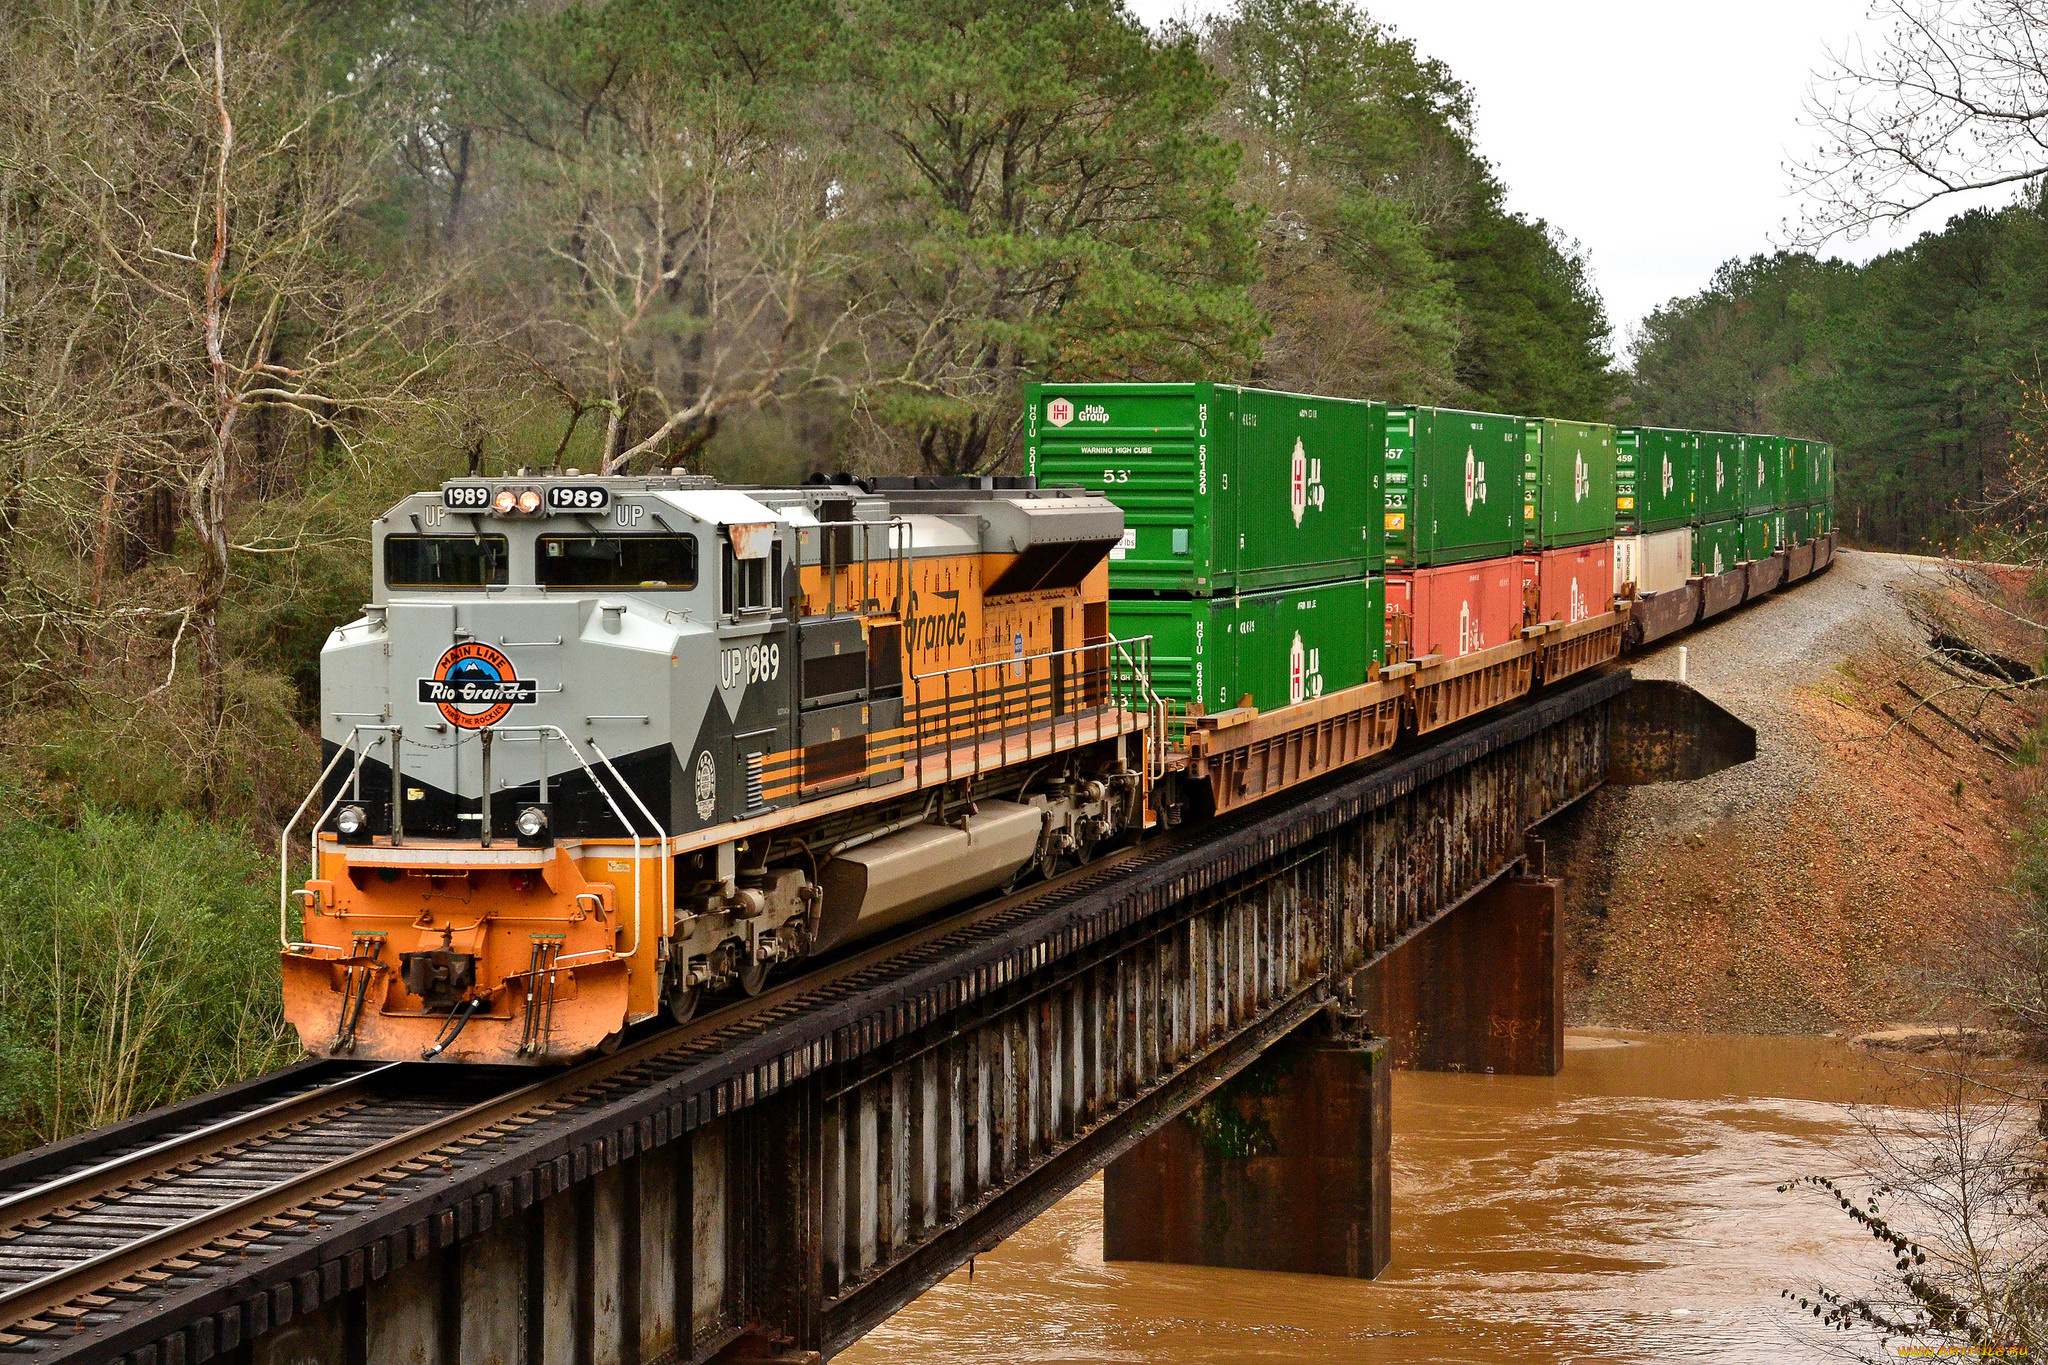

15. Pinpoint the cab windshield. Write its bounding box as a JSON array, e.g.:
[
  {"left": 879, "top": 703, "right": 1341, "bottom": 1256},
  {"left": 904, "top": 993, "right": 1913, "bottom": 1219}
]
[
  {"left": 384, "top": 535, "right": 509, "bottom": 589},
  {"left": 536, "top": 534, "right": 699, "bottom": 589}
]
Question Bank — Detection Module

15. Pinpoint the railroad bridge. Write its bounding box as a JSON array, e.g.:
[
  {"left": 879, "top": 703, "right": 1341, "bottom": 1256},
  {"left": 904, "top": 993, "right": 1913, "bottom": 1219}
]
[{"left": 0, "top": 667, "right": 1720, "bottom": 1365}]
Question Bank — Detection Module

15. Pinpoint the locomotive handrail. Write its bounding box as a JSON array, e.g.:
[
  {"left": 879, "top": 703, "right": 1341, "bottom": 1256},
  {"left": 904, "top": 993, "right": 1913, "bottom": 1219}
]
[
  {"left": 585, "top": 736, "right": 672, "bottom": 942},
  {"left": 904, "top": 632, "right": 1154, "bottom": 690},
  {"left": 798, "top": 515, "right": 911, "bottom": 617},
  {"left": 279, "top": 722, "right": 655, "bottom": 963},
  {"left": 905, "top": 633, "right": 1156, "bottom": 786},
  {"left": 279, "top": 725, "right": 391, "bottom": 951},
  {"left": 487, "top": 724, "right": 650, "bottom": 959},
  {"left": 1111, "top": 635, "right": 1171, "bottom": 779}
]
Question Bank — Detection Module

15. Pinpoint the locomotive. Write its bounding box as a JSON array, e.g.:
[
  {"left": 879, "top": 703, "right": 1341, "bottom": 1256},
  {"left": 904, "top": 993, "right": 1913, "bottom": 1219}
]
[{"left": 281, "top": 474, "right": 1154, "bottom": 1063}]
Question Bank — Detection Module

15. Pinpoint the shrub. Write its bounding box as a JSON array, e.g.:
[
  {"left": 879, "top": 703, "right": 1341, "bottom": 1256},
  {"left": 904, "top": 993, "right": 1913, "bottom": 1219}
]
[{"left": 0, "top": 803, "right": 300, "bottom": 1156}]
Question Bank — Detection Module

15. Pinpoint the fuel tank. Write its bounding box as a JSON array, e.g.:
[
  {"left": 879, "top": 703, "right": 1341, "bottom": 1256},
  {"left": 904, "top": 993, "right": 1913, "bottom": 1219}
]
[{"left": 814, "top": 800, "right": 1044, "bottom": 952}]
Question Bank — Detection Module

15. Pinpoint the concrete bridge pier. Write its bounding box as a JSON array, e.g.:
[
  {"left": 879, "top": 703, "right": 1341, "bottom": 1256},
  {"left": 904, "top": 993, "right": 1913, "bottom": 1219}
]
[
  {"left": 1100, "top": 1017, "right": 1392, "bottom": 1279},
  {"left": 1100, "top": 856, "right": 1564, "bottom": 1281},
  {"left": 1354, "top": 860, "right": 1565, "bottom": 1076}
]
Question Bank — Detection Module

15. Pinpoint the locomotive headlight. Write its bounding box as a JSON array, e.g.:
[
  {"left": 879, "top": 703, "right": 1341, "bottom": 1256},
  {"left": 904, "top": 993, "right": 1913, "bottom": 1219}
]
[
  {"left": 515, "top": 806, "right": 548, "bottom": 838},
  {"left": 517, "top": 488, "right": 544, "bottom": 516},
  {"left": 336, "top": 804, "right": 367, "bottom": 835},
  {"left": 491, "top": 488, "right": 518, "bottom": 516}
]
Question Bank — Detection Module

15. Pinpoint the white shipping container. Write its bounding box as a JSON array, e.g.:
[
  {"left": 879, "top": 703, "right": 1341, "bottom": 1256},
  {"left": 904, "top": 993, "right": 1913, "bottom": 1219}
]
[{"left": 1613, "top": 527, "right": 1692, "bottom": 597}]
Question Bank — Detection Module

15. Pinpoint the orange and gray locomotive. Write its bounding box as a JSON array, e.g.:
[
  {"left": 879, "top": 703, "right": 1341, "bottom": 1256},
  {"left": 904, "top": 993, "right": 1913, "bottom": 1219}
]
[{"left": 282, "top": 474, "right": 1156, "bottom": 1064}]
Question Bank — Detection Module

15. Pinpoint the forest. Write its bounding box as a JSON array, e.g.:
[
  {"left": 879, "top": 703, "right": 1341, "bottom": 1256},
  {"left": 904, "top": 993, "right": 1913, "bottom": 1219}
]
[
  {"left": 0, "top": 0, "right": 1618, "bottom": 1154},
  {"left": 1627, "top": 195, "right": 2048, "bottom": 553}
]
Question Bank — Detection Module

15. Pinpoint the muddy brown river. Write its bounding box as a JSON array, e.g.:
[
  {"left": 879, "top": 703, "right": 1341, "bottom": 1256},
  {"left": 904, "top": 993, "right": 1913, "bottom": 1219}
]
[{"left": 842, "top": 1031, "right": 1914, "bottom": 1364}]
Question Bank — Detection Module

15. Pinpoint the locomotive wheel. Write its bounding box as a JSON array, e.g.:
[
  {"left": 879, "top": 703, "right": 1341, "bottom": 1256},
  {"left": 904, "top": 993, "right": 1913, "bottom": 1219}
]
[
  {"left": 739, "top": 957, "right": 772, "bottom": 997},
  {"left": 667, "top": 983, "right": 702, "bottom": 1024}
]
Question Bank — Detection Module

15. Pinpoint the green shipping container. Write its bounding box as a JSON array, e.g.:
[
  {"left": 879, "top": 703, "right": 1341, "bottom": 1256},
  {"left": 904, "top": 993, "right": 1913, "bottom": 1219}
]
[
  {"left": 1616, "top": 427, "right": 1697, "bottom": 533},
  {"left": 1696, "top": 432, "right": 1746, "bottom": 523},
  {"left": 1741, "top": 514, "right": 1777, "bottom": 562},
  {"left": 1742, "top": 435, "right": 1783, "bottom": 514},
  {"left": 1382, "top": 406, "right": 1523, "bottom": 567},
  {"left": 1108, "top": 577, "right": 1384, "bottom": 716},
  {"left": 1522, "top": 419, "right": 1618, "bottom": 550},
  {"left": 1781, "top": 439, "right": 1805, "bottom": 503},
  {"left": 1785, "top": 504, "right": 1813, "bottom": 545},
  {"left": 1026, "top": 383, "right": 1379, "bottom": 595},
  {"left": 1693, "top": 518, "right": 1744, "bottom": 576},
  {"left": 1785, "top": 439, "right": 1828, "bottom": 506}
]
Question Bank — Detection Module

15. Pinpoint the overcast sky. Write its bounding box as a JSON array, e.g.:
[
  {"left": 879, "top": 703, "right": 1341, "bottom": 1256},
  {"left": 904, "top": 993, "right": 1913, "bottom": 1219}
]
[{"left": 1127, "top": 0, "right": 1972, "bottom": 358}]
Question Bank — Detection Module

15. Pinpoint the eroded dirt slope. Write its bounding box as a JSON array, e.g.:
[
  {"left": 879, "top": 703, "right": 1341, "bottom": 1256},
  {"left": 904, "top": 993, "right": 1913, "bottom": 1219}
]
[{"left": 1549, "top": 551, "right": 2046, "bottom": 1034}]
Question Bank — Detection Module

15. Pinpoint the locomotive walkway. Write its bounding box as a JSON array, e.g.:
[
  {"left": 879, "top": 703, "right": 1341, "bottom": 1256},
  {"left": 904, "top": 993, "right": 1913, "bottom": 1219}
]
[{"left": 0, "top": 667, "right": 1646, "bottom": 1365}]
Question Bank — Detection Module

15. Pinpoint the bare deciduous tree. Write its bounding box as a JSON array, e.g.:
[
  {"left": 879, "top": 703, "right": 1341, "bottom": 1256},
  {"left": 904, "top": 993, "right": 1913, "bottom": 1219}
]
[
  {"left": 0, "top": 0, "right": 449, "bottom": 807},
  {"left": 1796, "top": 0, "right": 2048, "bottom": 240},
  {"left": 1786, "top": 1071, "right": 2048, "bottom": 1358}
]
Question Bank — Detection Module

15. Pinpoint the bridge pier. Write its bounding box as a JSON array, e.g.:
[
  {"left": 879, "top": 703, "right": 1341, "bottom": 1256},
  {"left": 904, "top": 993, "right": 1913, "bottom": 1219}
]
[
  {"left": 1355, "top": 867, "right": 1564, "bottom": 1075},
  {"left": 1100, "top": 1018, "right": 1391, "bottom": 1279}
]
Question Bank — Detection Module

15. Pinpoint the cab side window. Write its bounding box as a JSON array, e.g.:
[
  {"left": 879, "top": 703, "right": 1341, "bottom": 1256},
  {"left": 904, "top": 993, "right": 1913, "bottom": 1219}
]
[{"left": 722, "top": 537, "right": 784, "bottom": 615}]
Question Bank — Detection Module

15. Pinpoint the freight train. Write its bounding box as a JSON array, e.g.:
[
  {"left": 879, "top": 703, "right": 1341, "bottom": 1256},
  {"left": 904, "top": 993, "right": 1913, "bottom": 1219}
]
[{"left": 281, "top": 387, "right": 1834, "bottom": 1065}]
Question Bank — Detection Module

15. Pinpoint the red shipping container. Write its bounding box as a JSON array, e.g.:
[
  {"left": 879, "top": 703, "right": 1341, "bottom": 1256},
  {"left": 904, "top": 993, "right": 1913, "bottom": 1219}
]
[
  {"left": 1525, "top": 542, "right": 1614, "bottom": 626},
  {"left": 1386, "top": 557, "right": 1525, "bottom": 661}
]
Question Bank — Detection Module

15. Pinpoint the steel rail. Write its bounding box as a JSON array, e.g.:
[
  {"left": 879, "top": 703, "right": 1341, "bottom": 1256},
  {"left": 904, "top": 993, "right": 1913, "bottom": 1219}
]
[
  {"left": 0, "top": 1064, "right": 402, "bottom": 1233},
  {"left": 0, "top": 838, "right": 1160, "bottom": 1338},
  {"left": 0, "top": 1078, "right": 547, "bottom": 1332}
]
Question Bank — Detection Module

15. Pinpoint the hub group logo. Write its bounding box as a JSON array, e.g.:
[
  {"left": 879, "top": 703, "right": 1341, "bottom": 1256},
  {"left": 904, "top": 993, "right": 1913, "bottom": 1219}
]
[
  {"left": 1289, "top": 438, "right": 1326, "bottom": 527},
  {"left": 1287, "top": 630, "right": 1324, "bottom": 705}
]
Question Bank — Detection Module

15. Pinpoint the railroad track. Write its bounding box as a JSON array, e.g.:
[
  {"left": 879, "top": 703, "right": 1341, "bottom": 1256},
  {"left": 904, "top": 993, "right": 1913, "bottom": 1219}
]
[
  {"left": 0, "top": 822, "right": 1177, "bottom": 1356},
  {"left": 0, "top": 669, "right": 1621, "bottom": 1360}
]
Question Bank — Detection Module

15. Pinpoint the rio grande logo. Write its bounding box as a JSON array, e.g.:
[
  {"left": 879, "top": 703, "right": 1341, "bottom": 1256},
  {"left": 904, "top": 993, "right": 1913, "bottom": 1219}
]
[
  {"left": 1464, "top": 446, "right": 1488, "bottom": 513},
  {"left": 1289, "top": 438, "right": 1325, "bottom": 527},
  {"left": 1573, "top": 452, "right": 1590, "bottom": 502},
  {"left": 1287, "top": 630, "right": 1324, "bottom": 705},
  {"left": 417, "top": 642, "right": 538, "bottom": 730},
  {"left": 693, "top": 750, "right": 717, "bottom": 821}
]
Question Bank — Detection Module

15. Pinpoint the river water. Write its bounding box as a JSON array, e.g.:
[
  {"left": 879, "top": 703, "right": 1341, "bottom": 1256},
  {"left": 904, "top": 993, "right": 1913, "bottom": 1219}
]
[{"left": 843, "top": 1031, "right": 1918, "bottom": 1365}]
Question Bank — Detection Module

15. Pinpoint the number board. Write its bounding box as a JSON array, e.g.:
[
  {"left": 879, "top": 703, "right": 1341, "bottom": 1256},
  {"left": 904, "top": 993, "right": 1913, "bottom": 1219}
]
[
  {"left": 546, "top": 484, "right": 610, "bottom": 513},
  {"left": 442, "top": 483, "right": 491, "bottom": 510}
]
